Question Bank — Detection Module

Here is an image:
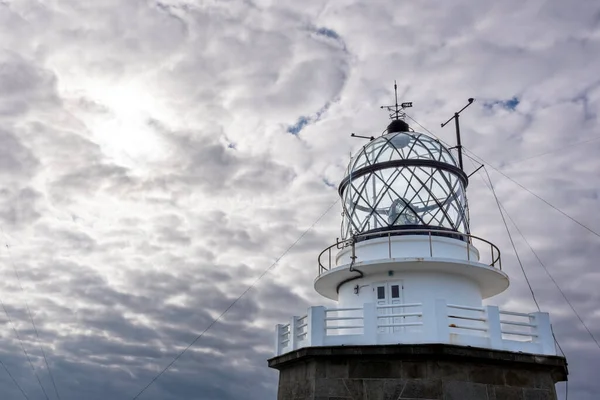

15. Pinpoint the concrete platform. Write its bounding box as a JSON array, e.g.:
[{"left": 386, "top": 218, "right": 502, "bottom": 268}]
[{"left": 268, "top": 344, "right": 568, "bottom": 400}]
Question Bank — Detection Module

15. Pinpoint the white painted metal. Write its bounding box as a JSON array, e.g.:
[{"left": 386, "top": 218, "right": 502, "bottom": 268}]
[
  {"left": 275, "top": 198, "right": 556, "bottom": 359},
  {"left": 315, "top": 232, "right": 508, "bottom": 301},
  {"left": 335, "top": 235, "right": 481, "bottom": 266},
  {"left": 317, "top": 257, "right": 508, "bottom": 301},
  {"left": 337, "top": 271, "right": 483, "bottom": 310},
  {"left": 274, "top": 301, "right": 556, "bottom": 357}
]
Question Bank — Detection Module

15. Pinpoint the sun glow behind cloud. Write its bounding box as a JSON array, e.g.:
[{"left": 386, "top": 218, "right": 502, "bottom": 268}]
[{"left": 66, "top": 78, "right": 172, "bottom": 168}]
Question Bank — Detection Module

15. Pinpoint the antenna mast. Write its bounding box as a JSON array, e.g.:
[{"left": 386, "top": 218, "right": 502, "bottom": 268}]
[
  {"left": 380, "top": 80, "right": 412, "bottom": 121},
  {"left": 441, "top": 98, "right": 475, "bottom": 171}
]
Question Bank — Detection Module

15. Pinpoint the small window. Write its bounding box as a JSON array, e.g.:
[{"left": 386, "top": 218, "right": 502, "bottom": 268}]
[
  {"left": 391, "top": 285, "right": 400, "bottom": 298},
  {"left": 377, "top": 286, "right": 385, "bottom": 299}
]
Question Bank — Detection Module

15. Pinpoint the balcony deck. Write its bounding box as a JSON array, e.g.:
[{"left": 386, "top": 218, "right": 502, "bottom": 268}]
[{"left": 274, "top": 300, "right": 555, "bottom": 357}]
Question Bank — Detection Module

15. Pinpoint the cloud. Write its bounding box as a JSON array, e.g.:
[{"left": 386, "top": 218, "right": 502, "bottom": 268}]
[{"left": 0, "top": 0, "right": 598, "bottom": 399}]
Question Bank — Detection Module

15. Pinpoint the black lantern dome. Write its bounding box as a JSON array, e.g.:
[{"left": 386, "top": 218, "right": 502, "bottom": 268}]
[{"left": 339, "top": 123, "right": 469, "bottom": 240}]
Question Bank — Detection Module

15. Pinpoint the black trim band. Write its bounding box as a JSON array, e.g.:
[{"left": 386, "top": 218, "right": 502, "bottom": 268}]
[{"left": 338, "top": 159, "right": 469, "bottom": 197}]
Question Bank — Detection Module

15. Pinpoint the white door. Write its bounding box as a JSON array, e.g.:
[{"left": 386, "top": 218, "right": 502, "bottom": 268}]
[{"left": 374, "top": 282, "right": 403, "bottom": 333}]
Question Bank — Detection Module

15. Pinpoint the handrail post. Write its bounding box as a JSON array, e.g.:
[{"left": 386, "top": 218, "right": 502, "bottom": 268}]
[
  {"left": 363, "top": 303, "right": 377, "bottom": 344},
  {"left": 485, "top": 305, "right": 503, "bottom": 351},
  {"left": 531, "top": 312, "right": 555, "bottom": 355},
  {"left": 429, "top": 231, "right": 432, "bottom": 256},
  {"left": 329, "top": 247, "right": 332, "bottom": 269},
  {"left": 466, "top": 241, "right": 470, "bottom": 261},
  {"left": 388, "top": 233, "right": 391, "bottom": 258},
  {"left": 307, "top": 306, "right": 326, "bottom": 347},
  {"left": 275, "top": 324, "right": 284, "bottom": 355},
  {"left": 422, "top": 299, "right": 449, "bottom": 343},
  {"left": 289, "top": 316, "right": 298, "bottom": 351},
  {"left": 435, "top": 299, "right": 450, "bottom": 343},
  {"left": 350, "top": 238, "right": 357, "bottom": 267}
]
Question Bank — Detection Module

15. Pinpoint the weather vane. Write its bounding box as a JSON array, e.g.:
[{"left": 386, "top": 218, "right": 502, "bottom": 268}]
[
  {"left": 380, "top": 80, "right": 412, "bottom": 121},
  {"left": 351, "top": 81, "right": 413, "bottom": 142}
]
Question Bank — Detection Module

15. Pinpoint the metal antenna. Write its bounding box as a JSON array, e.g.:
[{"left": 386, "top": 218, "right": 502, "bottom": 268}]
[
  {"left": 380, "top": 80, "right": 412, "bottom": 121},
  {"left": 350, "top": 133, "right": 375, "bottom": 141},
  {"left": 441, "top": 98, "right": 475, "bottom": 171}
]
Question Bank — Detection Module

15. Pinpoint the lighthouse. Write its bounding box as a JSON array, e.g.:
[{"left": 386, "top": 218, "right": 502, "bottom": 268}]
[{"left": 269, "top": 108, "right": 568, "bottom": 399}]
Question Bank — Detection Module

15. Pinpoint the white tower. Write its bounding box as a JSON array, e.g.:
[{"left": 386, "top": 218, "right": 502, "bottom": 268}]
[{"left": 269, "top": 112, "right": 567, "bottom": 400}]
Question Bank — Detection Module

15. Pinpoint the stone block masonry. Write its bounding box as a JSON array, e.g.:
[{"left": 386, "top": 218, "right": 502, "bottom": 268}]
[{"left": 268, "top": 344, "right": 567, "bottom": 400}]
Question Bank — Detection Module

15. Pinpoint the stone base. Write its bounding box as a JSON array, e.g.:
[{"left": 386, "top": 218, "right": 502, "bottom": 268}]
[{"left": 268, "top": 344, "right": 567, "bottom": 400}]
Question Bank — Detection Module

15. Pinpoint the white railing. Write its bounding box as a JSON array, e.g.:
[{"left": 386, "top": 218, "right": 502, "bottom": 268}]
[
  {"left": 274, "top": 300, "right": 555, "bottom": 356},
  {"left": 318, "top": 228, "right": 502, "bottom": 275}
]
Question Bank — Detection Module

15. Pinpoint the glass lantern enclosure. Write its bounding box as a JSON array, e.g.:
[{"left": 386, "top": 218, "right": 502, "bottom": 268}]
[{"left": 339, "top": 131, "right": 469, "bottom": 240}]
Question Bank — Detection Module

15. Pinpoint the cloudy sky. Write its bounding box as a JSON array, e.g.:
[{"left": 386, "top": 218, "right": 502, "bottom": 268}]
[{"left": 0, "top": 0, "right": 599, "bottom": 399}]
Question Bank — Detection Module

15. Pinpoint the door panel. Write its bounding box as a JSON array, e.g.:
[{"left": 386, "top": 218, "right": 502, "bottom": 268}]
[
  {"left": 374, "top": 282, "right": 403, "bottom": 334},
  {"left": 389, "top": 283, "right": 402, "bottom": 333}
]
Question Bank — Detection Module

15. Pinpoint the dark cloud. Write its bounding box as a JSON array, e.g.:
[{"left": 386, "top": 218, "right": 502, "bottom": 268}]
[
  {"left": 0, "top": 130, "right": 39, "bottom": 179},
  {"left": 0, "top": 187, "right": 43, "bottom": 227},
  {"left": 0, "top": 51, "right": 59, "bottom": 117}
]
